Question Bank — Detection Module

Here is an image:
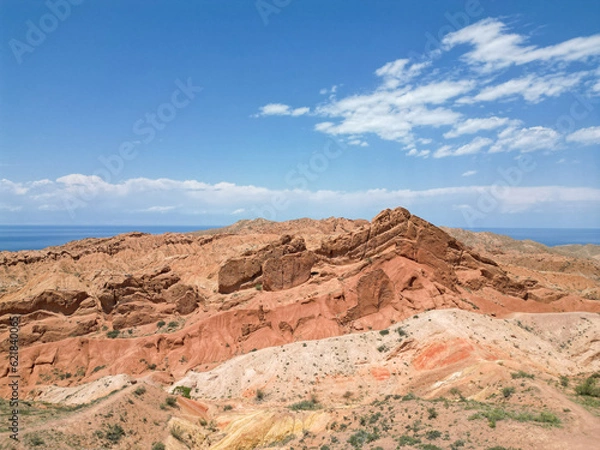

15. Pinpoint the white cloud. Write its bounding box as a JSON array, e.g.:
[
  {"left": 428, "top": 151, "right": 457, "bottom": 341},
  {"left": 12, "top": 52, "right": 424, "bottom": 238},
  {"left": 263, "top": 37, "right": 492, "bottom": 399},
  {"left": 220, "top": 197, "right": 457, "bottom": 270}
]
[
  {"left": 462, "top": 170, "right": 477, "bottom": 177},
  {"left": 255, "top": 103, "right": 310, "bottom": 117},
  {"left": 320, "top": 85, "right": 338, "bottom": 95},
  {"left": 312, "top": 80, "right": 473, "bottom": 144},
  {"left": 433, "top": 137, "right": 492, "bottom": 158},
  {"left": 444, "top": 116, "right": 516, "bottom": 138},
  {"left": 140, "top": 206, "right": 176, "bottom": 213},
  {"left": 443, "top": 18, "right": 600, "bottom": 71},
  {"left": 407, "top": 149, "right": 430, "bottom": 158},
  {"left": 489, "top": 126, "right": 560, "bottom": 153},
  {"left": 374, "top": 59, "right": 431, "bottom": 89},
  {"left": 566, "top": 126, "right": 600, "bottom": 146},
  {"left": 461, "top": 72, "right": 587, "bottom": 104},
  {"left": 1, "top": 175, "right": 599, "bottom": 224},
  {"left": 348, "top": 139, "right": 369, "bottom": 147}
]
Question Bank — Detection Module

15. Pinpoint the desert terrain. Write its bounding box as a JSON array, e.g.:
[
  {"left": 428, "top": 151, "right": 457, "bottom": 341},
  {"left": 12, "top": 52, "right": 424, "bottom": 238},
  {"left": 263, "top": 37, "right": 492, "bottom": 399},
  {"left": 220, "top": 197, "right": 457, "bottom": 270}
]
[{"left": 0, "top": 207, "right": 599, "bottom": 450}]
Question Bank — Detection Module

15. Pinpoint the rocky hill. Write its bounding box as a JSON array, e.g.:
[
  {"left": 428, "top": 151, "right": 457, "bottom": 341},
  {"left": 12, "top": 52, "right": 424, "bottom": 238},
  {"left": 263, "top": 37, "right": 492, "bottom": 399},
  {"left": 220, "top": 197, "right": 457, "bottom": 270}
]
[{"left": 0, "top": 207, "right": 599, "bottom": 449}]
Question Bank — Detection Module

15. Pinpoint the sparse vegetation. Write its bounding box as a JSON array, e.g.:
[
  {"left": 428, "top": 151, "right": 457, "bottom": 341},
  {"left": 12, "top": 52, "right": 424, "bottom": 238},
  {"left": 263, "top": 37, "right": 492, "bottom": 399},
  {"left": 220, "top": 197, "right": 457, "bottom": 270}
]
[
  {"left": 398, "top": 434, "right": 421, "bottom": 446},
  {"left": 502, "top": 387, "right": 515, "bottom": 398},
  {"left": 173, "top": 385, "right": 192, "bottom": 399},
  {"left": 134, "top": 386, "right": 146, "bottom": 396},
  {"left": 575, "top": 374, "right": 600, "bottom": 397},
  {"left": 92, "top": 365, "right": 106, "bottom": 373},
  {"left": 289, "top": 396, "right": 320, "bottom": 411},
  {"left": 24, "top": 433, "right": 45, "bottom": 447},
  {"left": 468, "top": 404, "right": 560, "bottom": 428},
  {"left": 347, "top": 429, "right": 379, "bottom": 448},
  {"left": 427, "top": 407, "right": 438, "bottom": 419},
  {"left": 511, "top": 370, "right": 535, "bottom": 379},
  {"left": 425, "top": 429, "right": 442, "bottom": 440},
  {"left": 152, "top": 443, "right": 166, "bottom": 450},
  {"left": 170, "top": 425, "right": 185, "bottom": 442},
  {"left": 104, "top": 424, "right": 125, "bottom": 443}
]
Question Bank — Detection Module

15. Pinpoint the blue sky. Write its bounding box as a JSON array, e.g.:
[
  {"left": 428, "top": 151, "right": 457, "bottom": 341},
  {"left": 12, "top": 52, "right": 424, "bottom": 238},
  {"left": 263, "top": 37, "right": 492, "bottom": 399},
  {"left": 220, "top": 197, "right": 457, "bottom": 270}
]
[{"left": 1, "top": 0, "right": 599, "bottom": 228}]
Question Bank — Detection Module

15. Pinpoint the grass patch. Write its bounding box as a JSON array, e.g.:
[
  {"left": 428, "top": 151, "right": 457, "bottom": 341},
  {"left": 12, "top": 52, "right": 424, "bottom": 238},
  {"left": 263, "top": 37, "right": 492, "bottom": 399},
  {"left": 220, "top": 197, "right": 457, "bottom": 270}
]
[
  {"left": 24, "top": 433, "right": 45, "bottom": 447},
  {"left": 468, "top": 404, "right": 560, "bottom": 428},
  {"left": 397, "top": 435, "right": 421, "bottom": 446},
  {"left": 106, "top": 330, "right": 120, "bottom": 339},
  {"left": 173, "top": 385, "right": 192, "bottom": 399},
  {"left": 104, "top": 424, "right": 125, "bottom": 443},
  {"left": 511, "top": 370, "right": 535, "bottom": 379},
  {"left": 347, "top": 429, "right": 379, "bottom": 448},
  {"left": 575, "top": 374, "right": 600, "bottom": 397},
  {"left": 502, "top": 387, "right": 515, "bottom": 398},
  {"left": 289, "top": 396, "right": 320, "bottom": 411}
]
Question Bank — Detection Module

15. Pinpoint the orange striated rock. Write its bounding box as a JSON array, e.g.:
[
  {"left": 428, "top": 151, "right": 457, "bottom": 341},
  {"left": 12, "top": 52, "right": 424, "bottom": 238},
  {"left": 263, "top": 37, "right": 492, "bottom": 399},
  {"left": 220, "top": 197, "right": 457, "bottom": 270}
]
[{"left": 0, "top": 206, "right": 599, "bottom": 398}]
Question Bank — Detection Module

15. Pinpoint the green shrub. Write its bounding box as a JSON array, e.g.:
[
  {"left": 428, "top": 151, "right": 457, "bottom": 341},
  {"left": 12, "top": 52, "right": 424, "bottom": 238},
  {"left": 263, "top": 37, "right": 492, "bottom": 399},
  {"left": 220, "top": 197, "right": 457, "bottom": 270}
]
[
  {"left": 255, "top": 389, "right": 265, "bottom": 401},
  {"left": 379, "top": 329, "right": 389, "bottom": 336},
  {"left": 25, "top": 434, "right": 45, "bottom": 447},
  {"left": 425, "top": 430, "right": 442, "bottom": 440},
  {"left": 105, "top": 424, "right": 125, "bottom": 443},
  {"left": 451, "top": 440, "right": 466, "bottom": 449},
  {"left": 397, "top": 327, "right": 407, "bottom": 337},
  {"left": 223, "top": 404, "right": 233, "bottom": 411},
  {"left": 173, "top": 386, "right": 192, "bottom": 399},
  {"left": 152, "top": 443, "right": 166, "bottom": 450},
  {"left": 347, "top": 429, "right": 379, "bottom": 448},
  {"left": 397, "top": 435, "right": 421, "bottom": 446},
  {"left": 106, "top": 330, "right": 120, "bottom": 339},
  {"left": 134, "top": 386, "right": 146, "bottom": 396},
  {"left": 427, "top": 407, "right": 438, "bottom": 419},
  {"left": 157, "top": 320, "right": 166, "bottom": 328},
  {"left": 502, "top": 387, "right": 515, "bottom": 398},
  {"left": 511, "top": 371, "right": 534, "bottom": 379},
  {"left": 559, "top": 375, "right": 569, "bottom": 387},
  {"left": 402, "top": 392, "right": 416, "bottom": 401},
  {"left": 165, "top": 396, "right": 177, "bottom": 407},
  {"left": 289, "top": 397, "right": 320, "bottom": 411},
  {"left": 575, "top": 375, "right": 600, "bottom": 397},
  {"left": 420, "top": 445, "right": 443, "bottom": 450}
]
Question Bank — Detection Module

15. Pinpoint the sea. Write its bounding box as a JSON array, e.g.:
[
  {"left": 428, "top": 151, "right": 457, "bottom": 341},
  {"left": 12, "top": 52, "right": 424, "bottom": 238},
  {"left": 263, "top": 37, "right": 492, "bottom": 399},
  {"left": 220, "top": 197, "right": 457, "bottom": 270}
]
[
  {"left": 0, "top": 225, "right": 598, "bottom": 252},
  {"left": 0, "top": 225, "right": 215, "bottom": 252}
]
